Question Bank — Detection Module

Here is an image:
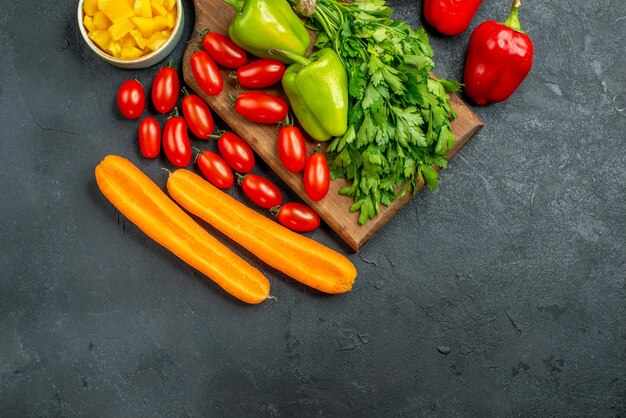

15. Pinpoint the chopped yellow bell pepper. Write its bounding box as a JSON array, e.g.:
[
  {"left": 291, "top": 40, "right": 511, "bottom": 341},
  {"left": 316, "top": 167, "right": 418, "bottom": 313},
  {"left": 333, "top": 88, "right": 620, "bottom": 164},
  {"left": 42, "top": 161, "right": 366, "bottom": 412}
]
[
  {"left": 129, "top": 29, "right": 147, "bottom": 49},
  {"left": 108, "top": 18, "right": 135, "bottom": 41},
  {"left": 130, "top": 16, "right": 156, "bottom": 35},
  {"left": 98, "top": 0, "right": 135, "bottom": 24},
  {"left": 88, "top": 30, "right": 112, "bottom": 51},
  {"left": 85, "top": 0, "right": 176, "bottom": 60},
  {"left": 152, "top": 15, "right": 168, "bottom": 32},
  {"left": 164, "top": 0, "right": 176, "bottom": 11},
  {"left": 133, "top": 0, "right": 152, "bottom": 18},
  {"left": 93, "top": 11, "right": 111, "bottom": 30},
  {"left": 133, "top": 0, "right": 143, "bottom": 16},
  {"left": 120, "top": 33, "right": 136, "bottom": 48},
  {"left": 151, "top": 3, "right": 168, "bottom": 17},
  {"left": 145, "top": 31, "right": 168, "bottom": 52},
  {"left": 121, "top": 46, "right": 144, "bottom": 59},
  {"left": 106, "top": 40, "right": 123, "bottom": 58},
  {"left": 83, "top": 15, "right": 96, "bottom": 32},
  {"left": 166, "top": 11, "right": 176, "bottom": 29},
  {"left": 84, "top": 0, "right": 99, "bottom": 16}
]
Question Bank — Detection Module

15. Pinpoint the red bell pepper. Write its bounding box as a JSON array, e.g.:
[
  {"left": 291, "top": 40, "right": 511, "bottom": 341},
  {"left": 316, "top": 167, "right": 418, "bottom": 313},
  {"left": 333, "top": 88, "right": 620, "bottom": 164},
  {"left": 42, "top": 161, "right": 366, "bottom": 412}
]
[
  {"left": 423, "top": 0, "right": 483, "bottom": 36},
  {"left": 463, "top": 0, "right": 534, "bottom": 105}
]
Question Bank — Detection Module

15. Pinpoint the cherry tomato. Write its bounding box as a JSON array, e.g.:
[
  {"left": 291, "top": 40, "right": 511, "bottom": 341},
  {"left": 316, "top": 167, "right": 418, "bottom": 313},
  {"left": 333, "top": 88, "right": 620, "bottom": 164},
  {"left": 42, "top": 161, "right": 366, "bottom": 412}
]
[
  {"left": 117, "top": 79, "right": 145, "bottom": 120},
  {"left": 276, "top": 203, "right": 320, "bottom": 232},
  {"left": 202, "top": 32, "right": 247, "bottom": 69},
  {"left": 304, "top": 152, "right": 330, "bottom": 201},
  {"left": 190, "top": 51, "right": 223, "bottom": 96},
  {"left": 138, "top": 117, "right": 161, "bottom": 159},
  {"left": 235, "top": 92, "right": 288, "bottom": 124},
  {"left": 196, "top": 150, "right": 234, "bottom": 189},
  {"left": 151, "top": 66, "right": 179, "bottom": 114},
  {"left": 278, "top": 126, "right": 307, "bottom": 173},
  {"left": 241, "top": 174, "right": 282, "bottom": 209},
  {"left": 163, "top": 111, "right": 191, "bottom": 167},
  {"left": 216, "top": 132, "right": 255, "bottom": 173},
  {"left": 182, "top": 93, "right": 214, "bottom": 139},
  {"left": 235, "top": 59, "right": 285, "bottom": 89}
]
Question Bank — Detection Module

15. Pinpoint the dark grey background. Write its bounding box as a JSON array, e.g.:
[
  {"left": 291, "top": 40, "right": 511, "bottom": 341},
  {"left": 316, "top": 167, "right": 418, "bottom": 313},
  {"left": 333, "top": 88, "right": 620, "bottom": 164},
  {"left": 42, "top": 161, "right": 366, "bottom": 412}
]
[{"left": 1, "top": 0, "right": 625, "bottom": 416}]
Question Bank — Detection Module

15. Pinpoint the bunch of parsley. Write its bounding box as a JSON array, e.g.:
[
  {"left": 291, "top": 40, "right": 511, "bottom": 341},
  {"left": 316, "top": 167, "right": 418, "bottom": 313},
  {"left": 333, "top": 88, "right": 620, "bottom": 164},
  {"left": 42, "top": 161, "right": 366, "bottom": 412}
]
[{"left": 296, "top": 0, "right": 461, "bottom": 224}]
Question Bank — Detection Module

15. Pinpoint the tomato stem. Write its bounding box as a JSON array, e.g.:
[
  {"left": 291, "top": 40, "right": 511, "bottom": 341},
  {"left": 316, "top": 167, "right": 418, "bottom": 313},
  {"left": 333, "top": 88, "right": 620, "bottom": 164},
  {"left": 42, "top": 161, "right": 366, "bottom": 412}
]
[
  {"left": 169, "top": 107, "right": 180, "bottom": 119},
  {"left": 192, "top": 147, "right": 204, "bottom": 163},
  {"left": 209, "top": 130, "right": 226, "bottom": 140},
  {"left": 196, "top": 29, "right": 208, "bottom": 51},
  {"left": 236, "top": 172, "right": 247, "bottom": 186},
  {"left": 181, "top": 86, "right": 191, "bottom": 97},
  {"left": 269, "top": 205, "right": 282, "bottom": 217},
  {"left": 229, "top": 93, "right": 238, "bottom": 109},
  {"left": 228, "top": 72, "right": 241, "bottom": 90}
]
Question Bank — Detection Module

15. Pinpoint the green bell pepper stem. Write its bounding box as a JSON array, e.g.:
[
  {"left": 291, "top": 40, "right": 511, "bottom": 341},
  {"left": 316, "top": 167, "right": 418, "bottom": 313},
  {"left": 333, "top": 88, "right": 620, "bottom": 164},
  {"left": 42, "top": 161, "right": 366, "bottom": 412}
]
[
  {"left": 222, "top": 0, "right": 244, "bottom": 12},
  {"left": 269, "top": 49, "right": 311, "bottom": 66}
]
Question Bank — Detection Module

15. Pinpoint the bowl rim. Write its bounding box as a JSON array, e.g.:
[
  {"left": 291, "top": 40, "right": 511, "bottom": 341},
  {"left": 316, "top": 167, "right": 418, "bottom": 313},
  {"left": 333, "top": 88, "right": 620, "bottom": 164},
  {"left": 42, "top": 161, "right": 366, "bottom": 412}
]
[{"left": 77, "top": 0, "right": 184, "bottom": 65}]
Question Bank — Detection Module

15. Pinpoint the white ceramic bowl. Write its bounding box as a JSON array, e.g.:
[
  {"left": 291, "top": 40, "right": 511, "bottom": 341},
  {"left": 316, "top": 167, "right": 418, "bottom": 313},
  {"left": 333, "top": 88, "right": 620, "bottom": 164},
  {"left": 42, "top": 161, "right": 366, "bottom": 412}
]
[{"left": 77, "top": 0, "right": 184, "bottom": 69}]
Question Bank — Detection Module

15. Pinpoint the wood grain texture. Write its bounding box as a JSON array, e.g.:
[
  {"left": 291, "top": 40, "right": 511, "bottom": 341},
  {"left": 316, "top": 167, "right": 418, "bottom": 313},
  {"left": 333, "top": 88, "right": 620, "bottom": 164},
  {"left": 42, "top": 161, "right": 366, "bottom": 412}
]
[{"left": 183, "top": 0, "right": 484, "bottom": 251}]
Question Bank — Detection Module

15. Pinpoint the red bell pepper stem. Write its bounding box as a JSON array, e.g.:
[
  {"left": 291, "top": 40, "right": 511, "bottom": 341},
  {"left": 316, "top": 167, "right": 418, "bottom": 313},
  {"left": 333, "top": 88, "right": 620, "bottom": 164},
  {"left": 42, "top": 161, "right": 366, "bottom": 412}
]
[{"left": 503, "top": 0, "right": 524, "bottom": 33}]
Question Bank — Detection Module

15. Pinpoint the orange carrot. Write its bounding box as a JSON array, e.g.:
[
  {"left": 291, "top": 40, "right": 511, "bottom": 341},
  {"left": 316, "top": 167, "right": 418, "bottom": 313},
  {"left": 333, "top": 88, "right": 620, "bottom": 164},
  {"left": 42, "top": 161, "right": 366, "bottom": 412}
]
[
  {"left": 95, "top": 155, "right": 270, "bottom": 304},
  {"left": 167, "top": 169, "right": 357, "bottom": 294}
]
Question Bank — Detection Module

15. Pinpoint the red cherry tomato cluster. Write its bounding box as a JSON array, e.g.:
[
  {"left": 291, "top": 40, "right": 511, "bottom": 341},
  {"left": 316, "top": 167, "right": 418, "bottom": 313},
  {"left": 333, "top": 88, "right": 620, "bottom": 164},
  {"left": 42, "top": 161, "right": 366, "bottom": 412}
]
[
  {"left": 189, "top": 29, "right": 249, "bottom": 97},
  {"left": 191, "top": 31, "right": 330, "bottom": 203},
  {"left": 116, "top": 63, "right": 218, "bottom": 166},
  {"left": 115, "top": 31, "right": 322, "bottom": 233},
  {"left": 207, "top": 131, "right": 320, "bottom": 233},
  {"left": 189, "top": 31, "right": 289, "bottom": 124},
  {"left": 276, "top": 123, "right": 330, "bottom": 203}
]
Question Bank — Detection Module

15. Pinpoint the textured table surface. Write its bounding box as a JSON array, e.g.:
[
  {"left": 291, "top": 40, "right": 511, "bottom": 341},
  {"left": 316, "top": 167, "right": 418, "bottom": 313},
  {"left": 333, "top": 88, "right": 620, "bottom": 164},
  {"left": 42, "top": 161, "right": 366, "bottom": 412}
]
[{"left": 1, "top": 0, "right": 625, "bottom": 416}]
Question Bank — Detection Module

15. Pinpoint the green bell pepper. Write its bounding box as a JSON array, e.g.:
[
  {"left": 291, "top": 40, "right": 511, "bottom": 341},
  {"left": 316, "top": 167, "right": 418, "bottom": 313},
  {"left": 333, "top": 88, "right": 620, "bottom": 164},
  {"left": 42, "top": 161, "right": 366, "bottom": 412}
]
[
  {"left": 279, "top": 48, "right": 349, "bottom": 142},
  {"left": 223, "top": 0, "right": 310, "bottom": 63}
]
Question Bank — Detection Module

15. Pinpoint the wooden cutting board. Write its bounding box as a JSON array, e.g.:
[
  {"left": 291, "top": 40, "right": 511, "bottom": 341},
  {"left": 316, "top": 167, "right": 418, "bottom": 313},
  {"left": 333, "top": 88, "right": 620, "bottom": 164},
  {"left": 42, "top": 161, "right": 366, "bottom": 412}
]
[{"left": 182, "top": 0, "right": 484, "bottom": 252}]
